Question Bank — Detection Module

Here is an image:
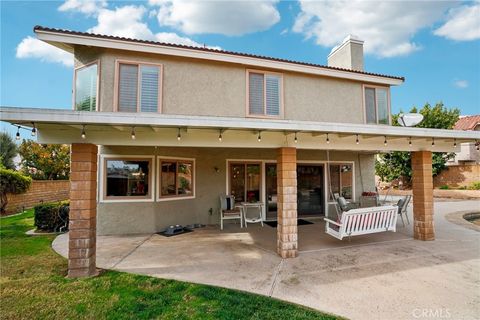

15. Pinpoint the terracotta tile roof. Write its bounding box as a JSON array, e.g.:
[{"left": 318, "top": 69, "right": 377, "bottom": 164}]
[
  {"left": 34, "top": 26, "right": 405, "bottom": 81},
  {"left": 454, "top": 115, "right": 480, "bottom": 131}
]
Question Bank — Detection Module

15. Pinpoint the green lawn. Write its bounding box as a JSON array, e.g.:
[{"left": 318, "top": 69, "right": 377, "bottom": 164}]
[{"left": 0, "top": 210, "right": 341, "bottom": 320}]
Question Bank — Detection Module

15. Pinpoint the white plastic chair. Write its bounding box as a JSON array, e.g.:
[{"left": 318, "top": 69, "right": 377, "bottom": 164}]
[{"left": 219, "top": 195, "right": 243, "bottom": 230}]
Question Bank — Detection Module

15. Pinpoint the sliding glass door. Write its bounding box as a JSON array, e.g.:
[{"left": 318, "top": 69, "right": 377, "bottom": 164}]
[{"left": 265, "top": 163, "right": 324, "bottom": 220}]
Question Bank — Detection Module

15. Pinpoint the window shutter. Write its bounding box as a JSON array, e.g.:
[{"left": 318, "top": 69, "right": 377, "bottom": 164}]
[
  {"left": 118, "top": 64, "right": 138, "bottom": 112},
  {"left": 266, "top": 75, "right": 280, "bottom": 116},
  {"left": 75, "top": 64, "right": 97, "bottom": 111},
  {"left": 376, "top": 88, "right": 388, "bottom": 124},
  {"left": 140, "top": 65, "right": 160, "bottom": 112},
  {"left": 365, "top": 88, "right": 376, "bottom": 124},
  {"left": 249, "top": 72, "right": 264, "bottom": 115}
]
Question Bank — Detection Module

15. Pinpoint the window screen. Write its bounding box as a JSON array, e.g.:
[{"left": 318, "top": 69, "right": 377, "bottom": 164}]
[
  {"left": 75, "top": 63, "right": 97, "bottom": 111},
  {"left": 118, "top": 64, "right": 138, "bottom": 112},
  {"left": 249, "top": 72, "right": 264, "bottom": 115},
  {"left": 365, "top": 87, "right": 376, "bottom": 124}
]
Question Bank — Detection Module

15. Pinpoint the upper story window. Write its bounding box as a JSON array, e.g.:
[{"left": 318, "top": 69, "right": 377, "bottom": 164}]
[
  {"left": 74, "top": 61, "right": 98, "bottom": 111},
  {"left": 116, "top": 61, "right": 162, "bottom": 113},
  {"left": 364, "top": 86, "right": 390, "bottom": 125},
  {"left": 247, "top": 70, "right": 283, "bottom": 118}
]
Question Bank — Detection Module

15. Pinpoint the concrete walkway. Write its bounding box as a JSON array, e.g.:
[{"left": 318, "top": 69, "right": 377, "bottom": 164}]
[{"left": 53, "top": 200, "right": 480, "bottom": 320}]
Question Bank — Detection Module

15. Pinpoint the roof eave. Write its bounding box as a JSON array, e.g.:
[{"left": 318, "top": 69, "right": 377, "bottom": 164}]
[{"left": 35, "top": 28, "right": 404, "bottom": 86}]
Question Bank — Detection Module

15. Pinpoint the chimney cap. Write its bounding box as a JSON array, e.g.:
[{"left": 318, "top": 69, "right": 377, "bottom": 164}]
[{"left": 328, "top": 34, "right": 364, "bottom": 56}]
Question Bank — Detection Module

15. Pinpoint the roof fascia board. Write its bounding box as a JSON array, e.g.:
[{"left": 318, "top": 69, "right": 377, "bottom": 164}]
[
  {"left": 36, "top": 30, "right": 403, "bottom": 86},
  {"left": 1, "top": 107, "right": 478, "bottom": 141}
]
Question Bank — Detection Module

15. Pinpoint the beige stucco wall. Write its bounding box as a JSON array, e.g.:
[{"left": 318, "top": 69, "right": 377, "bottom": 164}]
[
  {"left": 73, "top": 46, "right": 373, "bottom": 123},
  {"left": 97, "top": 146, "right": 375, "bottom": 235}
]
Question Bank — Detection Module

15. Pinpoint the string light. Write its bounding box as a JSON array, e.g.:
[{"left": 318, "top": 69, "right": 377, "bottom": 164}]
[
  {"left": 257, "top": 131, "right": 262, "bottom": 142},
  {"left": 177, "top": 128, "right": 181, "bottom": 141},
  {"left": 384, "top": 136, "right": 387, "bottom": 146},
  {"left": 453, "top": 139, "right": 456, "bottom": 147},
  {"left": 218, "top": 129, "right": 223, "bottom": 142},
  {"left": 294, "top": 132, "right": 298, "bottom": 144},
  {"left": 81, "top": 125, "right": 86, "bottom": 139},
  {"left": 16, "top": 126, "right": 20, "bottom": 140},
  {"left": 31, "top": 122, "right": 36, "bottom": 136},
  {"left": 326, "top": 133, "right": 330, "bottom": 144},
  {"left": 131, "top": 127, "right": 136, "bottom": 140},
  {"left": 409, "top": 137, "right": 412, "bottom": 147},
  {"left": 431, "top": 137, "right": 435, "bottom": 146},
  {"left": 476, "top": 140, "right": 479, "bottom": 151},
  {"left": 355, "top": 134, "right": 359, "bottom": 145}
]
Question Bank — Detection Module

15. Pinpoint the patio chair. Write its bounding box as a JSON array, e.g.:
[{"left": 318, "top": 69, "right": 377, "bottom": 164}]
[
  {"left": 243, "top": 203, "right": 264, "bottom": 228},
  {"left": 219, "top": 195, "right": 243, "bottom": 230},
  {"left": 397, "top": 195, "right": 411, "bottom": 227}
]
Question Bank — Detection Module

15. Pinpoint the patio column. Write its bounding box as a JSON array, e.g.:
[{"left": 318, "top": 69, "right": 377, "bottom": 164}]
[
  {"left": 411, "top": 151, "right": 435, "bottom": 241},
  {"left": 277, "top": 147, "right": 298, "bottom": 258},
  {"left": 68, "top": 143, "right": 98, "bottom": 277}
]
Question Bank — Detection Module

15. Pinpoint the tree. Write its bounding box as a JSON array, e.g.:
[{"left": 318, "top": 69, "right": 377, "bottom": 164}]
[
  {"left": 376, "top": 102, "right": 460, "bottom": 184},
  {"left": 0, "top": 168, "right": 32, "bottom": 214},
  {"left": 18, "top": 141, "right": 70, "bottom": 180},
  {"left": 0, "top": 132, "right": 18, "bottom": 170}
]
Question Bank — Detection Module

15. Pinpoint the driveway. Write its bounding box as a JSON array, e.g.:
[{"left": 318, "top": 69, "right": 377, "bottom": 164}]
[{"left": 53, "top": 200, "right": 480, "bottom": 320}]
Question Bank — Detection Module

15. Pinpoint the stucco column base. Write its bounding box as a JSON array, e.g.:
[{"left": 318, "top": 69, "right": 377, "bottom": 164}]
[
  {"left": 68, "top": 143, "right": 98, "bottom": 278},
  {"left": 277, "top": 147, "right": 298, "bottom": 258},
  {"left": 411, "top": 151, "right": 435, "bottom": 241}
]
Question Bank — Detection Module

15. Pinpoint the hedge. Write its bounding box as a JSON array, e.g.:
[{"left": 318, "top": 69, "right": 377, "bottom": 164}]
[{"left": 34, "top": 201, "right": 69, "bottom": 232}]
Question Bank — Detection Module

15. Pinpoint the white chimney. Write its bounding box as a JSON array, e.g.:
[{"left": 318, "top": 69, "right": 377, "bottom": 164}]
[{"left": 327, "top": 35, "right": 364, "bottom": 71}]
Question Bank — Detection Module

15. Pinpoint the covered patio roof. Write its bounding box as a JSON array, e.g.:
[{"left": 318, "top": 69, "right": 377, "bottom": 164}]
[{"left": 1, "top": 106, "right": 479, "bottom": 152}]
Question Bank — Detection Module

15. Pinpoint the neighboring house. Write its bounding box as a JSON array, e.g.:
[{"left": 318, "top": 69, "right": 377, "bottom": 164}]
[
  {"left": 448, "top": 115, "right": 480, "bottom": 165},
  {"left": 434, "top": 115, "right": 480, "bottom": 188},
  {"left": 1, "top": 27, "right": 478, "bottom": 278}
]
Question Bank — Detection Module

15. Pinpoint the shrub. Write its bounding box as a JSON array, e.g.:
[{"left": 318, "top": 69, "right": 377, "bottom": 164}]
[
  {"left": 34, "top": 201, "right": 69, "bottom": 232},
  {"left": 439, "top": 185, "right": 449, "bottom": 190},
  {"left": 0, "top": 168, "right": 32, "bottom": 214},
  {"left": 468, "top": 182, "right": 480, "bottom": 190}
]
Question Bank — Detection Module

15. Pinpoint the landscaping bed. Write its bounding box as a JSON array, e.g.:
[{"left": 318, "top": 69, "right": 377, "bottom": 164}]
[{"left": 0, "top": 210, "right": 339, "bottom": 320}]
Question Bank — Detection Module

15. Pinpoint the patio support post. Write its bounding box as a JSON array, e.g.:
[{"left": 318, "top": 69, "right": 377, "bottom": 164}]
[
  {"left": 68, "top": 143, "right": 98, "bottom": 277},
  {"left": 277, "top": 147, "right": 298, "bottom": 258},
  {"left": 411, "top": 151, "right": 435, "bottom": 241}
]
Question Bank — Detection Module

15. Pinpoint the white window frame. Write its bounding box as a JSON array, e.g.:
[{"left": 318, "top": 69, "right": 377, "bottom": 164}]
[
  {"left": 113, "top": 59, "right": 163, "bottom": 113},
  {"left": 73, "top": 60, "right": 100, "bottom": 111},
  {"left": 99, "top": 155, "right": 155, "bottom": 203},
  {"left": 246, "top": 69, "right": 284, "bottom": 119},
  {"left": 363, "top": 85, "right": 391, "bottom": 125},
  {"left": 157, "top": 156, "right": 196, "bottom": 201}
]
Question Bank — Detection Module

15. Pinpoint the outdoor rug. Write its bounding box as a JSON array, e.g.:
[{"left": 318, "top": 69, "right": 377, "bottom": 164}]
[{"left": 264, "top": 219, "right": 314, "bottom": 228}]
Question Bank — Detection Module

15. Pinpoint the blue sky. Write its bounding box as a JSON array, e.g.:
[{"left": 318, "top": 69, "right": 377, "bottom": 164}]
[{"left": 1, "top": 1, "right": 479, "bottom": 137}]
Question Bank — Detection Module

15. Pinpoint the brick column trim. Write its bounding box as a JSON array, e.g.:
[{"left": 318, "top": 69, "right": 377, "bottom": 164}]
[
  {"left": 411, "top": 151, "right": 435, "bottom": 241},
  {"left": 277, "top": 147, "right": 298, "bottom": 258},
  {"left": 68, "top": 143, "right": 98, "bottom": 277}
]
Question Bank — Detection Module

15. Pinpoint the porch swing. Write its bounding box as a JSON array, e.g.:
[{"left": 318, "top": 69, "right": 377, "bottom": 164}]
[{"left": 323, "top": 149, "right": 398, "bottom": 240}]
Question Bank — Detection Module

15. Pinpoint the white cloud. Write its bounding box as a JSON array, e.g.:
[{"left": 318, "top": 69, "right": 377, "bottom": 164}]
[
  {"left": 453, "top": 79, "right": 469, "bottom": 88},
  {"left": 150, "top": 0, "right": 280, "bottom": 36},
  {"left": 88, "top": 5, "right": 155, "bottom": 39},
  {"left": 16, "top": 36, "right": 73, "bottom": 67},
  {"left": 434, "top": 3, "right": 480, "bottom": 41},
  {"left": 58, "top": 0, "right": 107, "bottom": 16},
  {"left": 293, "top": 1, "right": 454, "bottom": 58},
  {"left": 88, "top": 5, "right": 220, "bottom": 49},
  {"left": 280, "top": 28, "right": 288, "bottom": 36}
]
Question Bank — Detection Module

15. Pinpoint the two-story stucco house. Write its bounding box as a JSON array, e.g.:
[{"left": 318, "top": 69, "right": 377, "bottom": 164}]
[{"left": 1, "top": 26, "right": 478, "bottom": 278}]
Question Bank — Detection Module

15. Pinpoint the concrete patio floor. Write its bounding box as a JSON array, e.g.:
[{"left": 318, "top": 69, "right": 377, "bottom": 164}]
[{"left": 53, "top": 200, "right": 480, "bottom": 320}]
